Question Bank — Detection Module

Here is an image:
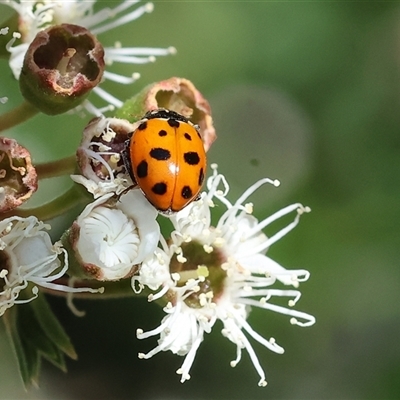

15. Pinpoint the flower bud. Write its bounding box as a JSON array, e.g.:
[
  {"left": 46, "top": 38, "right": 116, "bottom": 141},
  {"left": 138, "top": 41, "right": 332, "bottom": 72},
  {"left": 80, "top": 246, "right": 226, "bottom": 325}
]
[
  {"left": 19, "top": 24, "right": 105, "bottom": 115},
  {"left": 115, "top": 77, "right": 216, "bottom": 151},
  {"left": 65, "top": 190, "right": 160, "bottom": 281},
  {"left": 0, "top": 137, "right": 38, "bottom": 213}
]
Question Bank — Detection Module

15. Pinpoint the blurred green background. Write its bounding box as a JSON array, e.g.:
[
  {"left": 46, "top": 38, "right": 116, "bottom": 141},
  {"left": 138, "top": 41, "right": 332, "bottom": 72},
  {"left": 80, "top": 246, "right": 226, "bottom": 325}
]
[{"left": 1, "top": 1, "right": 400, "bottom": 399}]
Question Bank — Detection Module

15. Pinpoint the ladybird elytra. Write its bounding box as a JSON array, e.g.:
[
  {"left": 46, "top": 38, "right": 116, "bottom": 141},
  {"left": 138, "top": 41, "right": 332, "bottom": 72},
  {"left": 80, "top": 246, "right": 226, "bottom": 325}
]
[{"left": 127, "top": 109, "right": 207, "bottom": 213}]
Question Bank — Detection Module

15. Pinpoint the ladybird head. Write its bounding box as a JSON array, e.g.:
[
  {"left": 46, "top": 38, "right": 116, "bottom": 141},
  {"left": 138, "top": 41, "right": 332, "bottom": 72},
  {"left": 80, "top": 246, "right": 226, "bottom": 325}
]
[{"left": 144, "top": 108, "right": 190, "bottom": 124}]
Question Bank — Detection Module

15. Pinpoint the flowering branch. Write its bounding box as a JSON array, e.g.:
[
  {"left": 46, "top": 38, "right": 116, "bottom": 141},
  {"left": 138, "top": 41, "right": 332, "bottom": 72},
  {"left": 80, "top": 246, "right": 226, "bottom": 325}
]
[
  {"left": 0, "top": 0, "right": 315, "bottom": 390},
  {"left": 0, "top": 101, "right": 38, "bottom": 132}
]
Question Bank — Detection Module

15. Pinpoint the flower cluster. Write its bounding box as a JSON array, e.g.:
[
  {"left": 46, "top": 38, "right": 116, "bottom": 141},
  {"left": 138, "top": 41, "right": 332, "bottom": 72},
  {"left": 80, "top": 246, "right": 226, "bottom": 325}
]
[
  {"left": 133, "top": 164, "right": 314, "bottom": 386},
  {"left": 0, "top": 0, "right": 314, "bottom": 390}
]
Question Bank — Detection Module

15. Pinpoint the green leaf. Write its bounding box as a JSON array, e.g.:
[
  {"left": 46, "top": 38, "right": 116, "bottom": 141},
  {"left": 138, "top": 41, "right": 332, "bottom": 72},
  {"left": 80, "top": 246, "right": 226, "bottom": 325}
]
[
  {"left": 19, "top": 335, "right": 41, "bottom": 388},
  {"left": 40, "top": 345, "right": 67, "bottom": 372},
  {"left": 3, "top": 294, "right": 77, "bottom": 388},
  {"left": 3, "top": 307, "right": 35, "bottom": 388},
  {"left": 29, "top": 293, "right": 77, "bottom": 360},
  {"left": 19, "top": 303, "right": 67, "bottom": 372}
]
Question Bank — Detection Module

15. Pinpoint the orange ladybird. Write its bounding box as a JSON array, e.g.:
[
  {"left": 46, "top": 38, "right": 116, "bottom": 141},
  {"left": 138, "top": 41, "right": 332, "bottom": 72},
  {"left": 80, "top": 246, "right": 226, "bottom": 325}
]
[{"left": 124, "top": 109, "right": 207, "bottom": 214}]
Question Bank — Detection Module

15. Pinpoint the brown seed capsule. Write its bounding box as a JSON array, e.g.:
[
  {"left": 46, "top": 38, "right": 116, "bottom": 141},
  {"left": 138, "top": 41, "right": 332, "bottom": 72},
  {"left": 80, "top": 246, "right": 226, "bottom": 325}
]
[
  {"left": 19, "top": 24, "right": 105, "bottom": 115},
  {"left": 115, "top": 77, "right": 216, "bottom": 152},
  {"left": 0, "top": 137, "right": 38, "bottom": 213}
]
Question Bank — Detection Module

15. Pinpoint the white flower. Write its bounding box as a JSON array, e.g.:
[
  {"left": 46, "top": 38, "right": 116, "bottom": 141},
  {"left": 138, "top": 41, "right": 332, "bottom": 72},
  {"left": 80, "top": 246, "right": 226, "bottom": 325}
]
[
  {"left": 132, "top": 248, "right": 171, "bottom": 292},
  {"left": 2, "top": 0, "right": 176, "bottom": 115},
  {"left": 71, "top": 189, "right": 160, "bottom": 281},
  {"left": 134, "top": 165, "right": 315, "bottom": 386},
  {"left": 72, "top": 116, "right": 134, "bottom": 197},
  {"left": 0, "top": 216, "right": 99, "bottom": 316}
]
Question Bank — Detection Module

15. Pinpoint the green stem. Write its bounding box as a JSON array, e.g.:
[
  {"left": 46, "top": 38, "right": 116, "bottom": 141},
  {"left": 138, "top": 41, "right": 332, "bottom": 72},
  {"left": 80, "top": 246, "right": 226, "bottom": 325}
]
[
  {"left": 0, "top": 101, "right": 39, "bottom": 132},
  {"left": 1, "top": 184, "right": 89, "bottom": 221},
  {"left": 35, "top": 155, "right": 77, "bottom": 179}
]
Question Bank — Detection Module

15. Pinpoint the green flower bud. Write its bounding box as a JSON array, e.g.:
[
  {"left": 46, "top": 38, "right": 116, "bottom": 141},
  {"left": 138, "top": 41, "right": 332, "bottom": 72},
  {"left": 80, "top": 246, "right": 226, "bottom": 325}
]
[{"left": 19, "top": 24, "right": 105, "bottom": 115}]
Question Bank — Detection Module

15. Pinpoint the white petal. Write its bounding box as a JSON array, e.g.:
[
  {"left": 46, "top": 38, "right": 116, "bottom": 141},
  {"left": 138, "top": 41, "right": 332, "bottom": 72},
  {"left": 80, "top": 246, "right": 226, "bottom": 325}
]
[{"left": 117, "top": 189, "right": 160, "bottom": 265}]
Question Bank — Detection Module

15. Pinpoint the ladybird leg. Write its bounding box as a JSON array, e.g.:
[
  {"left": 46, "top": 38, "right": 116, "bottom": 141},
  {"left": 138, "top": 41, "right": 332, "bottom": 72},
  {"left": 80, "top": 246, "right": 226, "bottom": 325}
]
[
  {"left": 116, "top": 184, "right": 135, "bottom": 202},
  {"left": 122, "top": 138, "right": 137, "bottom": 185},
  {"left": 194, "top": 193, "right": 202, "bottom": 202}
]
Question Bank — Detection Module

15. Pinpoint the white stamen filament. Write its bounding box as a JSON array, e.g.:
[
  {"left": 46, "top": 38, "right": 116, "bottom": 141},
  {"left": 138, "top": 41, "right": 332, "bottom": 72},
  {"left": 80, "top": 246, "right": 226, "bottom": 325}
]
[
  {"left": 104, "top": 54, "right": 156, "bottom": 64},
  {"left": 147, "top": 284, "right": 169, "bottom": 302},
  {"left": 240, "top": 204, "right": 306, "bottom": 257},
  {"left": 179, "top": 333, "right": 203, "bottom": 383},
  {"left": 246, "top": 202, "right": 305, "bottom": 238},
  {"left": 105, "top": 46, "right": 176, "bottom": 56},
  {"left": 103, "top": 70, "right": 140, "bottom": 84},
  {"left": 77, "top": 1, "right": 138, "bottom": 28},
  {"left": 81, "top": 100, "right": 115, "bottom": 117},
  {"left": 5, "top": 32, "right": 21, "bottom": 52},
  {"left": 232, "top": 322, "right": 267, "bottom": 385},
  {"left": 90, "top": 2, "right": 152, "bottom": 35},
  {"left": 240, "top": 298, "right": 316, "bottom": 327},
  {"left": 84, "top": 148, "right": 117, "bottom": 182},
  {"left": 230, "top": 344, "right": 242, "bottom": 367},
  {"left": 238, "top": 289, "right": 301, "bottom": 305},
  {"left": 92, "top": 86, "right": 123, "bottom": 108},
  {"left": 234, "top": 177, "right": 280, "bottom": 208}
]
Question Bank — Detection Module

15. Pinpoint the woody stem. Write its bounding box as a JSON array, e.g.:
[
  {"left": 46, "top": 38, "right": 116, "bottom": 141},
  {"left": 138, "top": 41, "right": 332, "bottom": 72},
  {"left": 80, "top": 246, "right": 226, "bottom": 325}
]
[{"left": 0, "top": 101, "right": 39, "bottom": 132}]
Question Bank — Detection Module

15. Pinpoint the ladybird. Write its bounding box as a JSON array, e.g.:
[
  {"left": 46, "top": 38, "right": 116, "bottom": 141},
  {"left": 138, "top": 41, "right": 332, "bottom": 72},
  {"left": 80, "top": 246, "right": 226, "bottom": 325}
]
[{"left": 123, "top": 109, "right": 207, "bottom": 214}]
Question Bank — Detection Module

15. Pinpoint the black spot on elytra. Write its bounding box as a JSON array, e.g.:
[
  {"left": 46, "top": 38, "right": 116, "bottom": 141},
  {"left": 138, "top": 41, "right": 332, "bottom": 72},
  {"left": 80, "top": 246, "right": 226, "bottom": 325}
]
[
  {"left": 158, "top": 130, "right": 167, "bottom": 137},
  {"left": 184, "top": 152, "right": 200, "bottom": 165},
  {"left": 184, "top": 133, "right": 192, "bottom": 141},
  {"left": 136, "top": 160, "right": 148, "bottom": 178},
  {"left": 150, "top": 148, "right": 171, "bottom": 160},
  {"left": 138, "top": 121, "right": 147, "bottom": 130},
  {"left": 168, "top": 118, "right": 180, "bottom": 128},
  {"left": 152, "top": 182, "right": 167, "bottom": 195},
  {"left": 181, "top": 186, "right": 193, "bottom": 199},
  {"left": 198, "top": 168, "right": 204, "bottom": 186}
]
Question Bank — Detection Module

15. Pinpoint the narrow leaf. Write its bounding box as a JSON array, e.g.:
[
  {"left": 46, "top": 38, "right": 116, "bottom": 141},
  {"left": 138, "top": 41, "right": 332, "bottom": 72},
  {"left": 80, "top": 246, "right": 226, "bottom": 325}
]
[
  {"left": 19, "top": 303, "right": 67, "bottom": 371},
  {"left": 40, "top": 345, "right": 67, "bottom": 372},
  {"left": 19, "top": 335, "right": 41, "bottom": 388},
  {"left": 3, "top": 307, "right": 34, "bottom": 388},
  {"left": 29, "top": 294, "right": 77, "bottom": 359}
]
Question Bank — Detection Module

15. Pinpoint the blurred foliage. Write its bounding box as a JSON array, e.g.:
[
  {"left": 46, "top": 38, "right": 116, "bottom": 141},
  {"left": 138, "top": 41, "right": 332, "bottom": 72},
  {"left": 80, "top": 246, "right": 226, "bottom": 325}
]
[{"left": 1, "top": 1, "right": 400, "bottom": 399}]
